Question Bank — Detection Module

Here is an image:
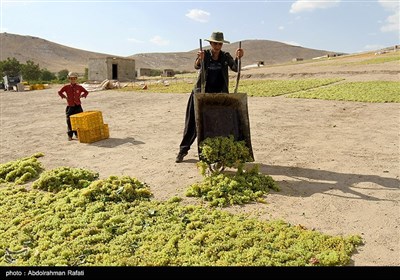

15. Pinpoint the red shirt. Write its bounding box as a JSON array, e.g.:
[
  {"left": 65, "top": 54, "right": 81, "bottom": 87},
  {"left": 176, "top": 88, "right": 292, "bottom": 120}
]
[{"left": 58, "top": 84, "right": 89, "bottom": 106}]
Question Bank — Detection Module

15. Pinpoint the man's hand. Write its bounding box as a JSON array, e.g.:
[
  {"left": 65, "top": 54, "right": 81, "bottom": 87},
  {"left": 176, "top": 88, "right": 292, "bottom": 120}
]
[{"left": 236, "top": 48, "right": 244, "bottom": 59}]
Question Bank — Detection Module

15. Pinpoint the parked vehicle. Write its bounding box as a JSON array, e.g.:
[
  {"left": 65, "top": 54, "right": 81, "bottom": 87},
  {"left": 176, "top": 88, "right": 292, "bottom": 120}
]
[{"left": 3, "top": 75, "right": 22, "bottom": 91}]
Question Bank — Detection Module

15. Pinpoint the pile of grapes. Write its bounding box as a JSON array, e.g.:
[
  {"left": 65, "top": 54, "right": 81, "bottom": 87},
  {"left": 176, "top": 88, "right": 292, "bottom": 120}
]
[
  {"left": 0, "top": 153, "right": 44, "bottom": 185},
  {"left": 198, "top": 135, "right": 253, "bottom": 173},
  {"left": 0, "top": 154, "right": 362, "bottom": 266},
  {"left": 187, "top": 136, "right": 279, "bottom": 207},
  {"left": 32, "top": 166, "right": 99, "bottom": 192}
]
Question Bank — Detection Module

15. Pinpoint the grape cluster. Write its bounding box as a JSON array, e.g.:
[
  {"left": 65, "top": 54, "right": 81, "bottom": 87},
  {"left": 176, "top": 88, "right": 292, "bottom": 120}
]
[
  {"left": 199, "top": 135, "right": 252, "bottom": 173},
  {"left": 32, "top": 166, "right": 99, "bottom": 192},
  {"left": 0, "top": 153, "right": 44, "bottom": 185},
  {"left": 186, "top": 165, "right": 279, "bottom": 207},
  {"left": 189, "top": 136, "right": 279, "bottom": 207},
  {"left": 82, "top": 175, "right": 153, "bottom": 203}
]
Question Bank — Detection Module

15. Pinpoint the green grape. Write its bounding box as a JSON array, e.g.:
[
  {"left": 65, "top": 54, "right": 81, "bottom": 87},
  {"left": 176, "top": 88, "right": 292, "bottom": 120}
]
[
  {"left": 0, "top": 154, "right": 362, "bottom": 266},
  {"left": 0, "top": 154, "right": 44, "bottom": 185},
  {"left": 32, "top": 166, "right": 99, "bottom": 192}
]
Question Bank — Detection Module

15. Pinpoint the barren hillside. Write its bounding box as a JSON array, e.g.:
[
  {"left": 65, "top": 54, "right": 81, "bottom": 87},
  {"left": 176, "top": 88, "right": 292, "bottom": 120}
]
[
  {"left": 0, "top": 33, "right": 112, "bottom": 74},
  {"left": 239, "top": 50, "right": 400, "bottom": 82},
  {"left": 1, "top": 32, "right": 338, "bottom": 74}
]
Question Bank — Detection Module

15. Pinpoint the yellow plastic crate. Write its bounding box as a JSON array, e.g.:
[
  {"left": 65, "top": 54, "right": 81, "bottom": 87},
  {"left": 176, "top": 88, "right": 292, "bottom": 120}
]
[
  {"left": 77, "top": 124, "right": 109, "bottom": 144},
  {"left": 70, "top": 111, "right": 104, "bottom": 131},
  {"left": 31, "top": 84, "right": 45, "bottom": 90}
]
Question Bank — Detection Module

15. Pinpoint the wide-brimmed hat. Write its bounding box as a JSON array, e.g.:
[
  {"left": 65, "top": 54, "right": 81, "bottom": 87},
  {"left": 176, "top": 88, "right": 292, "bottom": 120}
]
[
  {"left": 204, "top": 31, "right": 230, "bottom": 44},
  {"left": 68, "top": 72, "right": 78, "bottom": 78}
]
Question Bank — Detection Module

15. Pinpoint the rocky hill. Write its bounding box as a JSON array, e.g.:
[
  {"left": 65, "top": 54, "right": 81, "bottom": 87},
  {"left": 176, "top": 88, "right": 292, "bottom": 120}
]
[{"left": 0, "top": 32, "right": 341, "bottom": 74}]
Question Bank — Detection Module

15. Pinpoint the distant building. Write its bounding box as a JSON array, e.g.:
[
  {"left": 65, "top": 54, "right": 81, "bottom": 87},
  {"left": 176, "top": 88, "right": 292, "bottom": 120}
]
[
  {"left": 88, "top": 57, "right": 135, "bottom": 82},
  {"left": 162, "top": 69, "right": 175, "bottom": 77},
  {"left": 327, "top": 53, "right": 340, "bottom": 58},
  {"left": 137, "top": 68, "right": 152, "bottom": 77},
  {"left": 292, "top": 58, "right": 303, "bottom": 62}
]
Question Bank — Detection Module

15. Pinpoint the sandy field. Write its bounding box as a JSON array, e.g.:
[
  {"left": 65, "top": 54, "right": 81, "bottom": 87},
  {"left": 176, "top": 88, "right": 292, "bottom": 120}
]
[{"left": 0, "top": 84, "right": 399, "bottom": 266}]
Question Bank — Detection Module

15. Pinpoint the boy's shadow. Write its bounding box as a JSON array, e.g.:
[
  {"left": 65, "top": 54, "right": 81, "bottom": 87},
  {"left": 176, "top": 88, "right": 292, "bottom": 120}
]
[{"left": 249, "top": 163, "right": 399, "bottom": 202}]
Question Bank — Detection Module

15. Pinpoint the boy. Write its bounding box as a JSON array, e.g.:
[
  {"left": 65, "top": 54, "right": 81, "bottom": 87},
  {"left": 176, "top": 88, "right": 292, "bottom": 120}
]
[{"left": 58, "top": 72, "right": 89, "bottom": 141}]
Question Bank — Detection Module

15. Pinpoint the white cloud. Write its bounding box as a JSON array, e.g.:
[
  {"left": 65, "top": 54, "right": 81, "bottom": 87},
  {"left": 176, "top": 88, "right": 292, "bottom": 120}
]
[
  {"left": 185, "top": 9, "right": 210, "bottom": 23},
  {"left": 290, "top": 0, "right": 341, "bottom": 13},
  {"left": 278, "top": 26, "right": 285, "bottom": 30},
  {"left": 150, "top": 35, "right": 169, "bottom": 46},
  {"left": 378, "top": 0, "right": 399, "bottom": 10},
  {"left": 378, "top": 0, "right": 400, "bottom": 33}
]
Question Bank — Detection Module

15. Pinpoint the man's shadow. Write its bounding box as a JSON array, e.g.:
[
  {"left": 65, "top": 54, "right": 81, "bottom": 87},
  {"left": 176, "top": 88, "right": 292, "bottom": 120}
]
[
  {"left": 248, "top": 163, "right": 399, "bottom": 202},
  {"left": 89, "top": 137, "right": 144, "bottom": 148}
]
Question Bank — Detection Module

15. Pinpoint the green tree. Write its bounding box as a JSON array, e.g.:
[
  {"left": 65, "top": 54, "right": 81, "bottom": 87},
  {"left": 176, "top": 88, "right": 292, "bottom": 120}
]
[
  {"left": 149, "top": 69, "right": 162, "bottom": 76},
  {"left": 0, "top": 57, "right": 21, "bottom": 77},
  {"left": 84, "top": 68, "right": 88, "bottom": 80},
  {"left": 40, "top": 69, "right": 56, "bottom": 82},
  {"left": 21, "top": 60, "right": 41, "bottom": 81},
  {"left": 58, "top": 69, "right": 69, "bottom": 81}
]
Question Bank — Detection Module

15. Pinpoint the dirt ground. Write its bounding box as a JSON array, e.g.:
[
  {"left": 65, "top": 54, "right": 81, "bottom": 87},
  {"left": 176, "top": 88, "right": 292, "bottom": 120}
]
[{"left": 0, "top": 70, "right": 399, "bottom": 266}]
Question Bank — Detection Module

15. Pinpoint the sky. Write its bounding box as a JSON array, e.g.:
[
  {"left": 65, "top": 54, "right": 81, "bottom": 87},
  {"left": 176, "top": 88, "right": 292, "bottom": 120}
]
[{"left": 0, "top": 0, "right": 399, "bottom": 57}]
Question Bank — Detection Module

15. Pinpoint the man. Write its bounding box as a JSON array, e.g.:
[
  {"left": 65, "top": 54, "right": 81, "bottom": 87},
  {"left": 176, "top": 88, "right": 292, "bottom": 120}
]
[{"left": 176, "top": 31, "right": 244, "bottom": 163}]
